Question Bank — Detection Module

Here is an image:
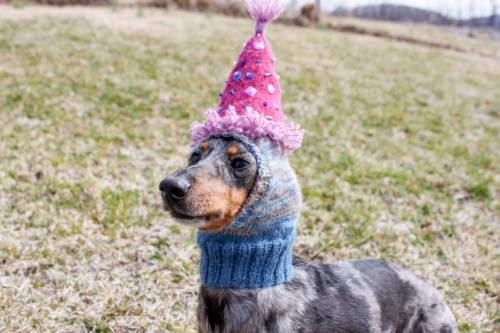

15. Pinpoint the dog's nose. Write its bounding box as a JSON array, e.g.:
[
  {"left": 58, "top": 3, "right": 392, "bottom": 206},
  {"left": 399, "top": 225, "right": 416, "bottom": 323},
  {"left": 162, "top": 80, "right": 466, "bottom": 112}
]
[{"left": 159, "top": 177, "right": 191, "bottom": 200}]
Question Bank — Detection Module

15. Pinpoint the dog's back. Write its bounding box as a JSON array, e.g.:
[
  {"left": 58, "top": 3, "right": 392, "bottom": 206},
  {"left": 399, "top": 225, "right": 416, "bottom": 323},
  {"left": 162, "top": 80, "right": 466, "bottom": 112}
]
[{"left": 198, "top": 256, "right": 457, "bottom": 333}]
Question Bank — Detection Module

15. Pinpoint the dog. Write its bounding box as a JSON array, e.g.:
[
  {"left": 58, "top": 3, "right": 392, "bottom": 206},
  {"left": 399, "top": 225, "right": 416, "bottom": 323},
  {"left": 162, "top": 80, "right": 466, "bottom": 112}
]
[{"left": 159, "top": 134, "right": 458, "bottom": 333}]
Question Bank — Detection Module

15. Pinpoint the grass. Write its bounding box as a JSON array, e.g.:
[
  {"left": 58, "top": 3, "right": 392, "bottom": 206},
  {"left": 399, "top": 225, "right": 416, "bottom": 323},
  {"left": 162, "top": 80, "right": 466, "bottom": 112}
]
[
  {"left": 323, "top": 16, "right": 500, "bottom": 60},
  {"left": 0, "top": 5, "right": 499, "bottom": 333}
]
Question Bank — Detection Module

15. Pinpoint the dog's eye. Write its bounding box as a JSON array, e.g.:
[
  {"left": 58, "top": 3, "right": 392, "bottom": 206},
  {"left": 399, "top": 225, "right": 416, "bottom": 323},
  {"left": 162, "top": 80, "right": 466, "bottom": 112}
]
[
  {"left": 231, "top": 158, "right": 249, "bottom": 169},
  {"left": 189, "top": 152, "right": 201, "bottom": 164}
]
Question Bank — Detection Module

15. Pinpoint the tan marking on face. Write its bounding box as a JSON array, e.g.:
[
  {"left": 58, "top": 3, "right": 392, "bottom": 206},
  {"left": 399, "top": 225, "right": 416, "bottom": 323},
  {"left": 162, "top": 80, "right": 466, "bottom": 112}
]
[
  {"left": 226, "top": 145, "right": 239, "bottom": 156},
  {"left": 200, "top": 142, "right": 209, "bottom": 150},
  {"left": 189, "top": 177, "right": 247, "bottom": 232}
]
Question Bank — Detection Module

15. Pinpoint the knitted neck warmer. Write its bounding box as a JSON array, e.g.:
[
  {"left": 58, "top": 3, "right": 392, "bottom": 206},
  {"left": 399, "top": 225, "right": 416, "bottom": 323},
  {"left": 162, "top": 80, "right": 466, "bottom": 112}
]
[{"left": 197, "top": 135, "right": 302, "bottom": 289}]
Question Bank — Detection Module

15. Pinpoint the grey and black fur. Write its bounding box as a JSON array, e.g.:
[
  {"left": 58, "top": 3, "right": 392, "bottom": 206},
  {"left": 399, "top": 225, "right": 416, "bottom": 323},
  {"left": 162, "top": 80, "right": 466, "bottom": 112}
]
[
  {"left": 159, "top": 135, "right": 457, "bottom": 333},
  {"left": 198, "top": 257, "right": 456, "bottom": 333}
]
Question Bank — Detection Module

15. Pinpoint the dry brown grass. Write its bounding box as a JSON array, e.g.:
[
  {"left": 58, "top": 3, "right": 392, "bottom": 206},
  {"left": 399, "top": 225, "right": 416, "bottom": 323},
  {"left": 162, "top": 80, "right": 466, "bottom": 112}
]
[
  {"left": 325, "top": 16, "right": 500, "bottom": 60},
  {"left": 0, "top": 5, "right": 499, "bottom": 333}
]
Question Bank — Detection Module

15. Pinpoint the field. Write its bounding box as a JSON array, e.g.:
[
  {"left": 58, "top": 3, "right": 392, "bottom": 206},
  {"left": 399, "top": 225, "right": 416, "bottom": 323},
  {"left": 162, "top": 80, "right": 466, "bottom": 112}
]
[
  {"left": 324, "top": 16, "right": 500, "bottom": 60},
  {"left": 0, "top": 5, "right": 499, "bottom": 333}
]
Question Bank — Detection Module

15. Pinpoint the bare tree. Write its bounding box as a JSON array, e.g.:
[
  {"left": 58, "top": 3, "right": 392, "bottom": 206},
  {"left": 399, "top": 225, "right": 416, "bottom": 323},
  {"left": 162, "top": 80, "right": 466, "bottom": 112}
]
[
  {"left": 465, "top": 0, "right": 475, "bottom": 35},
  {"left": 490, "top": 0, "right": 498, "bottom": 26},
  {"left": 315, "top": 0, "right": 321, "bottom": 23},
  {"left": 469, "top": 0, "right": 475, "bottom": 21}
]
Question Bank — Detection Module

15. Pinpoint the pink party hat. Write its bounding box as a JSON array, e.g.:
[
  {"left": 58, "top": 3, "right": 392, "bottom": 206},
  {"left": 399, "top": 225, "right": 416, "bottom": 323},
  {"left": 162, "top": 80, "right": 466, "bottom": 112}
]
[{"left": 191, "top": 0, "right": 303, "bottom": 153}]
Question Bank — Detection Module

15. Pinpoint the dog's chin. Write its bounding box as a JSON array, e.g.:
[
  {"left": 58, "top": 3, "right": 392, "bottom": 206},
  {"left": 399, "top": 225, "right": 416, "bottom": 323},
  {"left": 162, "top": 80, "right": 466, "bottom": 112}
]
[
  {"left": 166, "top": 209, "right": 204, "bottom": 226},
  {"left": 161, "top": 198, "right": 227, "bottom": 230},
  {"left": 170, "top": 210, "right": 230, "bottom": 231},
  {"left": 171, "top": 215, "right": 207, "bottom": 227}
]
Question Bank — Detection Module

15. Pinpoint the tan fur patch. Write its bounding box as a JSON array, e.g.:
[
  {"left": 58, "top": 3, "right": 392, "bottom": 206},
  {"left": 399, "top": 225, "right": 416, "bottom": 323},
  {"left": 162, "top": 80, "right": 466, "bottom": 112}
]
[
  {"left": 194, "top": 179, "right": 247, "bottom": 232},
  {"left": 226, "top": 145, "right": 239, "bottom": 156},
  {"left": 200, "top": 142, "right": 209, "bottom": 150}
]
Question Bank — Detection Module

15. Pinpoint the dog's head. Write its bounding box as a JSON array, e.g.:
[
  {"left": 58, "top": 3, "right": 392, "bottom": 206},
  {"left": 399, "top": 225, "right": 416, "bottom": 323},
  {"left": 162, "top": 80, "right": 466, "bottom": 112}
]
[
  {"left": 159, "top": 134, "right": 301, "bottom": 233},
  {"left": 159, "top": 136, "right": 258, "bottom": 231}
]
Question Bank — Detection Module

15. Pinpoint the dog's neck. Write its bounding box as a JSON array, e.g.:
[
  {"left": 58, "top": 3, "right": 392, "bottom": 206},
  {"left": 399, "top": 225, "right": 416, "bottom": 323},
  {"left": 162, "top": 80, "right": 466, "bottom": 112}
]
[
  {"left": 197, "top": 144, "right": 301, "bottom": 289},
  {"left": 196, "top": 214, "right": 298, "bottom": 289}
]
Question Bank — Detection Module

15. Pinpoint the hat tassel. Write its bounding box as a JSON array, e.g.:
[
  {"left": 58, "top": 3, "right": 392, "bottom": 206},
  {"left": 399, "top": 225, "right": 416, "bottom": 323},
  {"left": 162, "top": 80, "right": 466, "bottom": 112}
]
[{"left": 246, "top": 0, "right": 284, "bottom": 33}]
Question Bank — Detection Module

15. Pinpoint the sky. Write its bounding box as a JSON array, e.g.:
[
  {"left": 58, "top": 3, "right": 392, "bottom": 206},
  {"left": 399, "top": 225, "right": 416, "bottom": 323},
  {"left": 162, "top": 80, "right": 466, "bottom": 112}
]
[{"left": 291, "top": 0, "right": 500, "bottom": 19}]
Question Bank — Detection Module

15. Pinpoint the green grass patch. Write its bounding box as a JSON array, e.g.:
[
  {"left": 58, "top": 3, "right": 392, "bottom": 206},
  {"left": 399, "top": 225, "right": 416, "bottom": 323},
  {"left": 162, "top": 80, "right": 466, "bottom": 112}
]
[{"left": 0, "top": 7, "right": 498, "bottom": 333}]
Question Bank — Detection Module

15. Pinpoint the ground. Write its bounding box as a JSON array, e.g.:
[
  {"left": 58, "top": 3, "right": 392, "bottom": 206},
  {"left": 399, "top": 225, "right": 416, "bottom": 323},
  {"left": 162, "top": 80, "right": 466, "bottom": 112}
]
[{"left": 0, "top": 5, "right": 499, "bottom": 333}]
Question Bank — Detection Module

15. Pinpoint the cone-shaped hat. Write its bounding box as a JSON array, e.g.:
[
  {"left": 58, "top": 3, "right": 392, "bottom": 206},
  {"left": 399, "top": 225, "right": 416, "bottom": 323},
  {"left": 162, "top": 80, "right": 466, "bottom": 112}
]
[{"left": 191, "top": 0, "right": 303, "bottom": 153}]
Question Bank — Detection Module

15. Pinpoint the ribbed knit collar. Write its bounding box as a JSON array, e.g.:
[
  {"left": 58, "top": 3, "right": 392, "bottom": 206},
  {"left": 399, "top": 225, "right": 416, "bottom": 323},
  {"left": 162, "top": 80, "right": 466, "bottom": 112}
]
[
  {"left": 197, "top": 218, "right": 296, "bottom": 289},
  {"left": 196, "top": 135, "right": 301, "bottom": 289}
]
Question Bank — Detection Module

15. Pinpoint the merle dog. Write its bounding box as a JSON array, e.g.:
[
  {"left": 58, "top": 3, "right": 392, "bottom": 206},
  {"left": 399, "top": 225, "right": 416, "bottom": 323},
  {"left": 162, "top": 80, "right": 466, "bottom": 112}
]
[{"left": 159, "top": 135, "right": 457, "bottom": 333}]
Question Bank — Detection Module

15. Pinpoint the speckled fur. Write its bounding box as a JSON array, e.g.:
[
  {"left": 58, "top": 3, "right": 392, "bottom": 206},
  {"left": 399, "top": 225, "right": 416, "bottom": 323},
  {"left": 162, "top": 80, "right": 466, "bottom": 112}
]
[{"left": 198, "top": 257, "right": 457, "bottom": 333}]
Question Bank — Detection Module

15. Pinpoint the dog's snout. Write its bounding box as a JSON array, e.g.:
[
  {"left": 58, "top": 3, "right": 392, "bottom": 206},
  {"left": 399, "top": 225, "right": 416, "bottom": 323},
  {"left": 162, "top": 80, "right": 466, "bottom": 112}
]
[{"left": 159, "top": 176, "right": 191, "bottom": 200}]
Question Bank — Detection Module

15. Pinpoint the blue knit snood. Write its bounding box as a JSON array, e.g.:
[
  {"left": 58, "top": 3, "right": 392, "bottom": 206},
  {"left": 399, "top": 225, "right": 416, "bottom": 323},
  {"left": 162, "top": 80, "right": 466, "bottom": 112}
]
[{"left": 197, "top": 136, "right": 302, "bottom": 289}]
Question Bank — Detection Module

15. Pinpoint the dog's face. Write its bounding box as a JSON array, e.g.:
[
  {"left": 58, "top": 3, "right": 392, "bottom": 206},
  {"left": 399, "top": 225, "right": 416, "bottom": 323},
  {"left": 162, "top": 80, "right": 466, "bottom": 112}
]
[{"left": 159, "top": 138, "right": 258, "bottom": 231}]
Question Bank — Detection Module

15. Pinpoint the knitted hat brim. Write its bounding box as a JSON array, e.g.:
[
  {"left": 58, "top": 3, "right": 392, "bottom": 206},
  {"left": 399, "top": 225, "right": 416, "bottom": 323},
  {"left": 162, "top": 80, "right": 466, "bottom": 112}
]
[{"left": 191, "top": 108, "right": 303, "bottom": 154}]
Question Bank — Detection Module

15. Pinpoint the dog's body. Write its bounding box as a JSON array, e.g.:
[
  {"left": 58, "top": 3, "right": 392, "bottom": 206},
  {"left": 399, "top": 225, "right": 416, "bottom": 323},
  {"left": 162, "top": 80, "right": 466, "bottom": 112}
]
[
  {"left": 160, "top": 136, "right": 457, "bottom": 333},
  {"left": 199, "top": 257, "right": 456, "bottom": 333}
]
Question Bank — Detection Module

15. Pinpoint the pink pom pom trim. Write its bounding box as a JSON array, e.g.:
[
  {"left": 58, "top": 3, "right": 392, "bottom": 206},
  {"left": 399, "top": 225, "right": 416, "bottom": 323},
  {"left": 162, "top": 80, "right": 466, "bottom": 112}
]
[
  {"left": 246, "top": 0, "right": 284, "bottom": 33},
  {"left": 191, "top": 108, "right": 303, "bottom": 154}
]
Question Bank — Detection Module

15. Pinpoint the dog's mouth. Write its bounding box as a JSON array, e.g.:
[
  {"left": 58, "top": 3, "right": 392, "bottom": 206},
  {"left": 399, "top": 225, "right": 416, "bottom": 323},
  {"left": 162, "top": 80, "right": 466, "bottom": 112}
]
[
  {"left": 170, "top": 210, "right": 204, "bottom": 221},
  {"left": 161, "top": 192, "right": 222, "bottom": 227},
  {"left": 168, "top": 207, "right": 207, "bottom": 227}
]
